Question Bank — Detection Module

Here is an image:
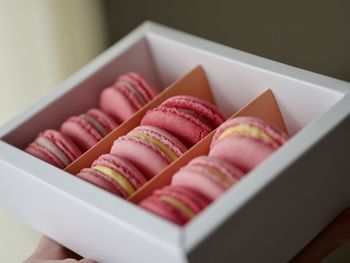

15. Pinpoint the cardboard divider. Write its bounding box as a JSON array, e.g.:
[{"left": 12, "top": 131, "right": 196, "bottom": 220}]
[
  {"left": 64, "top": 65, "right": 215, "bottom": 175},
  {"left": 129, "top": 89, "right": 288, "bottom": 204},
  {"left": 233, "top": 89, "right": 288, "bottom": 134}
]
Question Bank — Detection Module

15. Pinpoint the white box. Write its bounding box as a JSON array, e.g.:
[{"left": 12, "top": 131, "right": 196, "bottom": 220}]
[{"left": 0, "top": 22, "right": 349, "bottom": 263}]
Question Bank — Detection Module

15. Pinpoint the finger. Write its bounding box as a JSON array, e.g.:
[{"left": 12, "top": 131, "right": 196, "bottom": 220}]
[
  {"left": 79, "top": 260, "right": 97, "bottom": 263},
  {"left": 24, "top": 259, "right": 77, "bottom": 263},
  {"left": 24, "top": 258, "right": 97, "bottom": 263},
  {"left": 28, "top": 236, "right": 81, "bottom": 260}
]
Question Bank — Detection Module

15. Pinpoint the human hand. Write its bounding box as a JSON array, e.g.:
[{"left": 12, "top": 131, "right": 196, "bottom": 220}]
[
  {"left": 23, "top": 236, "right": 96, "bottom": 263},
  {"left": 290, "top": 208, "right": 350, "bottom": 263}
]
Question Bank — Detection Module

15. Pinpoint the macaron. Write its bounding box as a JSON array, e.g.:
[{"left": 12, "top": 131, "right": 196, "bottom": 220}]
[
  {"left": 139, "top": 186, "right": 210, "bottom": 225},
  {"left": 209, "top": 116, "right": 289, "bottom": 173},
  {"left": 77, "top": 154, "right": 147, "bottom": 198},
  {"left": 25, "top": 129, "right": 82, "bottom": 169},
  {"left": 61, "top": 108, "right": 118, "bottom": 152},
  {"left": 111, "top": 126, "right": 187, "bottom": 180},
  {"left": 141, "top": 95, "right": 226, "bottom": 147},
  {"left": 100, "top": 72, "right": 158, "bottom": 122},
  {"left": 172, "top": 156, "right": 245, "bottom": 201}
]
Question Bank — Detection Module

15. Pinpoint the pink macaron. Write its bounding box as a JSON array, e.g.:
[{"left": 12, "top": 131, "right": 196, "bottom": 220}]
[
  {"left": 77, "top": 154, "right": 147, "bottom": 198},
  {"left": 25, "top": 129, "right": 82, "bottom": 169},
  {"left": 141, "top": 95, "right": 226, "bottom": 147},
  {"left": 100, "top": 72, "right": 158, "bottom": 122},
  {"left": 61, "top": 108, "right": 118, "bottom": 152},
  {"left": 139, "top": 185, "right": 210, "bottom": 225},
  {"left": 172, "top": 156, "right": 245, "bottom": 201},
  {"left": 111, "top": 125, "right": 187, "bottom": 180},
  {"left": 209, "top": 116, "right": 289, "bottom": 173}
]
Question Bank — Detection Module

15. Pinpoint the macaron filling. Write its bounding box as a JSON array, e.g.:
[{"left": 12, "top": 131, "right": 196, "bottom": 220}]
[
  {"left": 80, "top": 114, "right": 108, "bottom": 137},
  {"left": 160, "top": 196, "right": 195, "bottom": 219},
  {"left": 35, "top": 137, "right": 70, "bottom": 166},
  {"left": 204, "top": 166, "right": 235, "bottom": 187},
  {"left": 86, "top": 109, "right": 118, "bottom": 132},
  {"left": 219, "top": 124, "right": 274, "bottom": 144},
  {"left": 92, "top": 165, "right": 135, "bottom": 196},
  {"left": 128, "top": 131, "right": 178, "bottom": 161},
  {"left": 178, "top": 109, "right": 215, "bottom": 130},
  {"left": 120, "top": 81, "right": 147, "bottom": 106},
  {"left": 119, "top": 73, "right": 157, "bottom": 101}
]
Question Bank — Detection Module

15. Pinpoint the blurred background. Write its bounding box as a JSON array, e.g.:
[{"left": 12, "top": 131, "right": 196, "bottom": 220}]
[{"left": 0, "top": 0, "right": 349, "bottom": 262}]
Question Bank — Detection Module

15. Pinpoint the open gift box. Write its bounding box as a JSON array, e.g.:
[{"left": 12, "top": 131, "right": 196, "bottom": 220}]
[{"left": 0, "top": 22, "right": 349, "bottom": 263}]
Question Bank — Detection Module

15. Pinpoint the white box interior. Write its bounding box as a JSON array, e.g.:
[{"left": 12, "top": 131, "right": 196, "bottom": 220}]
[
  {"left": 0, "top": 22, "right": 349, "bottom": 263},
  {"left": 1, "top": 30, "right": 345, "bottom": 148},
  {"left": 1, "top": 37, "right": 161, "bottom": 149},
  {"left": 145, "top": 33, "right": 345, "bottom": 136}
]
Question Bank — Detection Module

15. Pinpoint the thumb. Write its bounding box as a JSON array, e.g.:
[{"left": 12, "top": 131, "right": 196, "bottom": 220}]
[
  {"left": 25, "top": 236, "right": 82, "bottom": 261},
  {"left": 25, "top": 259, "right": 97, "bottom": 263}
]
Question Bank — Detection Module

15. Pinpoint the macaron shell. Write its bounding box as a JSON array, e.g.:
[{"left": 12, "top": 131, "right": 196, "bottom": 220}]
[
  {"left": 132, "top": 126, "right": 188, "bottom": 158},
  {"left": 111, "top": 126, "right": 187, "bottom": 179},
  {"left": 153, "top": 186, "right": 210, "bottom": 213},
  {"left": 26, "top": 142, "right": 65, "bottom": 168},
  {"left": 86, "top": 108, "right": 118, "bottom": 133},
  {"left": 61, "top": 116, "right": 102, "bottom": 152},
  {"left": 188, "top": 156, "right": 245, "bottom": 181},
  {"left": 142, "top": 95, "right": 226, "bottom": 147},
  {"left": 140, "top": 186, "right": 210, "bottom": 225},
  {"left": 140, "top": 196, "right": 185, "bottom": 225},
  {"left": 77, "top": 168, "right": 127, "bottom": 198},
  {"left": 209, "top": 136, "right": 275, "bottom": 173},
  {"left": 172, "top": 156, "right": 245, "bottom": 201},
  {"left": 100, "top": 73, "right": 158, "bottom": 122},
  {"left": 172, "top": 167, "right": 227, "bottom": 201},
  {"left": 118, "top": 81, "right": 145, "bottom": 109},
  {"left": 111, "top": 137, "right": 170, "bottom": 180},
  {"left": 99, "top": 86, "right": 138, "bottom": 122},
  {"left": 41, "top": 130, "right": 82, "bottom": 162},
  {"left": 141, "top": 106, "right": 212, "bottom": 147},
  {"left": 162, "top": 95, "right": 226, "bottom": 128},
  {"left": 212, "top": 116, "right": 289, "bottom": 148},
  {"left": 25, "top": 129, "right": 82, "bottom": 168},
  {"left": 124, "top": 72, "right": 158, "bottom": 100},
  {"left": 92, "top": 154, "right": 147, "bottom": 190}
]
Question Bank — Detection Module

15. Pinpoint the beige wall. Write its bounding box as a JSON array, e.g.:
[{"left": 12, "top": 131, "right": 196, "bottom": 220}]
[
  {"left": 0, "top": 1, "right": 107, "bottom": 262},
  {"left": 105, "top": 0, "right": 350, "bottom": 82}
]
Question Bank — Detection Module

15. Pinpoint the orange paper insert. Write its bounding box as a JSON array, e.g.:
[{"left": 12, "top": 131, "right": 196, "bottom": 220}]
[
  {"left": 65, "top": 65, "right": 215, "bottom": 175},
  {"left": 129, "top": 89, "right": 288, "bottom": 203}
]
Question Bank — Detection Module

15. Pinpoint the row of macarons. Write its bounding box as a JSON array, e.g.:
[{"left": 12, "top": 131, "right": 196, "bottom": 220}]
[
  {"left": 25, "top": 73, "right": 159, "bottom": 168},
  {"left": 73, "top": 105, "right": 289, "bottom": 225},
  {"left": 24, "top": 75, "right": 289, "bottom": 227},
  {"left": 76, "top": 95, "right": 228, "bottom": 197},
  {"left": 25, "top": 91, "right": 228, "bottom": 196},
  {"left": 139, "top": 116, "right": 289, "bottom": 225}
]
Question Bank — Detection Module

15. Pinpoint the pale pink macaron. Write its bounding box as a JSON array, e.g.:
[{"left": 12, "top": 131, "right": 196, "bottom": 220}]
[
  {"left": 172, "top": 156, "right": 245, "bottom": 201},
  {"left": 25, "top": 129, "right": 82, "bottom": 169},
  {"left": 209, "top": 116, "right": 289, "bottom": 173},
  {"left": 111, "top": 125, "right": 187, "bottom": 180},
  {"left": 77, "top": 154, "right": 147, "bottom": 198},
  {"left": 139, "top": 185, "right": 210, "bottom": 225},
  {"left": 141, "top": 95, "right": 226, "bottom": 147},
  {"left": 100, "top": 72, "right": 158, "bottom": 122},
  {"left": 61, "top": 108, "right": 118, "bottom": 152}
]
